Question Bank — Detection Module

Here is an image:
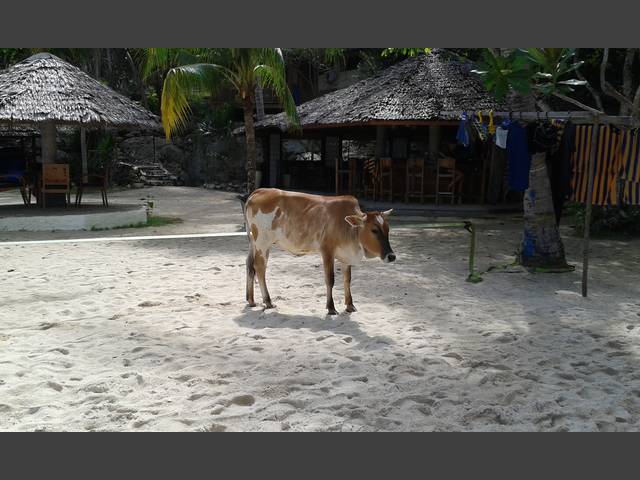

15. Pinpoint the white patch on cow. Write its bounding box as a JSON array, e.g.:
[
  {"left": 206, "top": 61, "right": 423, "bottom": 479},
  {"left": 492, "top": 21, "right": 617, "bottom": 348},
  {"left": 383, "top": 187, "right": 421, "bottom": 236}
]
[{"left": 376, "top": 215, "right": 384, "bottom": 226}]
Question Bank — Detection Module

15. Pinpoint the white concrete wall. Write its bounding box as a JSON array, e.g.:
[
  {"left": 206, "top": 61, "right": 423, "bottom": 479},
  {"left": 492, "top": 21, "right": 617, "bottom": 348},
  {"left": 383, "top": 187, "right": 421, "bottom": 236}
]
[{"left": 0, "top": 206, "right": 148, "bottom": 232}]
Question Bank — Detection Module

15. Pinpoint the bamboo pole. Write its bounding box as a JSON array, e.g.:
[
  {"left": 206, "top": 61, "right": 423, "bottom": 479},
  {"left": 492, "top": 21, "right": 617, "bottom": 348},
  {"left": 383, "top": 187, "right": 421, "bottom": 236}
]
[{"left": 582, "top": 115, "right": 600, "bottom": 297}]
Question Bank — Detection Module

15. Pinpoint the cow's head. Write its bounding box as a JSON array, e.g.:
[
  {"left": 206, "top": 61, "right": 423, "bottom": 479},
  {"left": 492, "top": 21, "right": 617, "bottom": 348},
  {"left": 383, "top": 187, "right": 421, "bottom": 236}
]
[{"left": 345, "top": 209, "right": 395, "bottom": 262}]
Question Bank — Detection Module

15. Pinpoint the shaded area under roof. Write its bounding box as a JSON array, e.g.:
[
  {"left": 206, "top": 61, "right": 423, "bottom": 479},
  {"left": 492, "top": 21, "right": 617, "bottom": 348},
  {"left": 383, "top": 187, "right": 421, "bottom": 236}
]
[
  {"left": 0, "top": 53, "right": 160, "bottom": 130},
  {"left": 248, "top": 50, "right": 506, "bottom": 133}
]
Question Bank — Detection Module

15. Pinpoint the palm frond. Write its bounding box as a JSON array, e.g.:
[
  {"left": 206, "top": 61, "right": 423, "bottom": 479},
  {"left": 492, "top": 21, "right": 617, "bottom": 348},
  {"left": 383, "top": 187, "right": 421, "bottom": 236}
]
[
  {"left": 161, "top": 63, "right": 232, "bottom": 138},
  {"left": 254, "top": 49, "right": 300, "bottom": 128}
]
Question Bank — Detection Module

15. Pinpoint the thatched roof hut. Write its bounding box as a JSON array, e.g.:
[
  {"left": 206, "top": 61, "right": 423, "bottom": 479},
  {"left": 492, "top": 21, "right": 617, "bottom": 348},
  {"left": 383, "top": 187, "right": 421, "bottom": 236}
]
[
  {"left": 0, "top": 53, "right": 159, "bottom": 130},
  {"left": 250, "top": 50, "right": 505, "bottom": 132}
]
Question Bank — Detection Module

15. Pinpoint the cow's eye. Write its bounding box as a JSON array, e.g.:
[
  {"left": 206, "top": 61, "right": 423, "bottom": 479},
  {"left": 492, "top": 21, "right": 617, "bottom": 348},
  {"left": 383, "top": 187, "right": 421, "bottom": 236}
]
[{"left": 372, "top": 227, "right": 380, "bottom": 234}]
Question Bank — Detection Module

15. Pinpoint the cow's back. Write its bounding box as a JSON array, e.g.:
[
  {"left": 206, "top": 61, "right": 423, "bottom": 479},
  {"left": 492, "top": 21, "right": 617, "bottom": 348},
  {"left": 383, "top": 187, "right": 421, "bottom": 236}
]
[{"left": 245, "top": 188, "right": 361, "bottom": 255}]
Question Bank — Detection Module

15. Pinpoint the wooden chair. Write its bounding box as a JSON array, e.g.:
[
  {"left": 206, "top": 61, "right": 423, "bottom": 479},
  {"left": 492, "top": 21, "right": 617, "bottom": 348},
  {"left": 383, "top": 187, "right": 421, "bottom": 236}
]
[
  {"left": 378, "top": 157, "right": 393, "bottom": 202},
  {"left": 436, "top": 156, "right": 460, "bottom": 205},
  {"left": 41, "top": 164, "right": 71, "bottom": 208},
  {"left": 405, "top": 157, "right": 425, "bottom": 203},
  {"left": 362, "top": 157, "right": 379, "bottom": 200},
  {"left": 335, "top": 157, "right": 355, "bottom": 195},
  {"left": 75, "top": 159, "right": 112, "bottom": 207}
]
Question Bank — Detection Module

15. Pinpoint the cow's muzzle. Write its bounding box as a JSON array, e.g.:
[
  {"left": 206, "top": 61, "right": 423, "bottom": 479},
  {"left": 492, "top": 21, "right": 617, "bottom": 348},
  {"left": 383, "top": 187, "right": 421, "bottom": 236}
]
[{"left": 384, "top": 252, "right": 396, "bottom": 263}]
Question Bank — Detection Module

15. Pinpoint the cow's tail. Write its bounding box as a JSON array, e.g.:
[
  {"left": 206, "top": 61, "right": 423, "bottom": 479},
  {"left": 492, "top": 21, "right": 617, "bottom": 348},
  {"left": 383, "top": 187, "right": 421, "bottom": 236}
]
[{"left": 237, "top": 192, "right": 252, "bottom": 238}]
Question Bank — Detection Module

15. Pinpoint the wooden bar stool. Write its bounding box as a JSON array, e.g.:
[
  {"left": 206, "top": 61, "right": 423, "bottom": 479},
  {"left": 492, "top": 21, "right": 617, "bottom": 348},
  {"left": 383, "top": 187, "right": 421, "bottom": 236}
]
[
  {"left": 436, "top": 157, "right": 457, "bottom": 205},
  {"left": 378, "top": 157, "right": 393, "bottom": 202},
  {"left": 405, "top": 157, "right": 425, "bottom": 203}
]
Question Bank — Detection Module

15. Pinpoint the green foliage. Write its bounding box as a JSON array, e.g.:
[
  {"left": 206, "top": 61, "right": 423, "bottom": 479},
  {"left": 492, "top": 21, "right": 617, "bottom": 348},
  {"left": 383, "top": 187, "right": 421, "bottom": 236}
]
[
  {"left": 472, "top": 48, "right": 587, "bottom": 101},
  {"left": 153, "top": 48, "right": 300, "bottom": 138},
  {"left": 381, "top": 48, "right": 432, "bottom": 58},
  {"left": 570, "top": 203, "right": 640, "bottom": 237},
  {"left": 472, "top": 50, "right": 532, "bottom": 100}
]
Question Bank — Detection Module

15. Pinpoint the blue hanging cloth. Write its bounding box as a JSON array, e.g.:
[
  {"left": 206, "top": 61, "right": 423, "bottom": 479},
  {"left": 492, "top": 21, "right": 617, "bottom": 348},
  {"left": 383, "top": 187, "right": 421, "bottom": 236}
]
[
  {"left": 456, "top": 112, "right": 470, "bottom": 148},
  {"left": 506, "top": 122, "right": 531, "bottom": 192}
]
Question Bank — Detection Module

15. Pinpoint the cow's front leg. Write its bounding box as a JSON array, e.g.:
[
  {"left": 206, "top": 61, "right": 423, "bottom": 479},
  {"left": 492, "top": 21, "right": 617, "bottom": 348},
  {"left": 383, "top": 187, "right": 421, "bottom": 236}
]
[
  {"left": 322, "top": 251, "right": 338, "bottom": 315},
  {"left": 342, "top": 263, "right": 356, "bottom": 313}
]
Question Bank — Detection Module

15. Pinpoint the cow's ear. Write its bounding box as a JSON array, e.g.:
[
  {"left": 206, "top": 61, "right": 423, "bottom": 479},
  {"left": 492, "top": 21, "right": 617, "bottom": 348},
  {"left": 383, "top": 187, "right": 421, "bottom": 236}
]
[
  {"left": 381, "top": 209, "right": 393, "bottom": 218},
  {"left": 345, "top": 214, "right": 366, "bottom": 227}
]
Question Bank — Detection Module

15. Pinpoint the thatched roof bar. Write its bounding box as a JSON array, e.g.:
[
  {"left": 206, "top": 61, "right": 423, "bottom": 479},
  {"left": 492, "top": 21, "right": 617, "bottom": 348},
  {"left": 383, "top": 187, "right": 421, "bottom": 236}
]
[
  {"left": 245, "top": 50, "right": 505, "bottom": 134},
  {"left": 0, "top": 53, "right": 160, "bottom": 130}
]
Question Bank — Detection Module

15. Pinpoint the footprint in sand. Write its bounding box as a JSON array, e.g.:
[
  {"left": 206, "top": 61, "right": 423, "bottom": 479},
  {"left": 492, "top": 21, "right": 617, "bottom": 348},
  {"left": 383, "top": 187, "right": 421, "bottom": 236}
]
[
  {"left": 211, "top": 405, "right": 225, "bottom": 415},
  {"left": 138, "top": 301, "right": 162, "bottom": 308},
  {"left": 226, "top": 394, "right": 255, "bottom": 407},
  {"left": 47, "top": 381, "right": 63, "bottom": 392},
  {"left": 38, "top": 322, "right": 58, "bottom": 330},
  {"left": 200, "top": 423, "right": 227, "bottom": 432}
]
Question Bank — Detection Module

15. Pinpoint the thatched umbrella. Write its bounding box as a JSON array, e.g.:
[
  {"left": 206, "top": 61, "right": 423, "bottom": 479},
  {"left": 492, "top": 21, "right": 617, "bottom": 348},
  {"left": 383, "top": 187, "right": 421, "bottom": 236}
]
[{"left": 0, "top": 52, "right": 159, "bottom": 169}]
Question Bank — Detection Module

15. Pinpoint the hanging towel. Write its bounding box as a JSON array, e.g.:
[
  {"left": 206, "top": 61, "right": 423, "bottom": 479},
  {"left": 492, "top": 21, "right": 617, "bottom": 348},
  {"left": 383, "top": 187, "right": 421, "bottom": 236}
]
[
  {"left": 570, "top": 125, "right": 622, "bottom": 206},
  {"left": 547, "top": 120, "right": 575, "bottom": 225},
  {"left": 472, "top": 111, "right": 488, "bottom": 141},
  {"left": 619, "top": 129, "right": 640, "bottom": 184},
  {"left": 456, "top": 112, "right": 470, "bottom": 148},
  {"left": 495, "top": 126, "right": 508, "bottom": 149},
  {"left": 505, "top": 122, "right": 531, "bottom": 192},
  {"left": 622, "top": 181, "right": 640, "bottom": 205},
  {"left": 618, "top": 129, "right": 640, "bottom": 205}
]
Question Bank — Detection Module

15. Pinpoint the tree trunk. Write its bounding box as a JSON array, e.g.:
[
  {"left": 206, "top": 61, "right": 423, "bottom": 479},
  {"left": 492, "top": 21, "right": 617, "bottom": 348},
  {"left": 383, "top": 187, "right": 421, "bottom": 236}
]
[
  {"left": 621, "top": 49, "right": 636, "bottom": 115},
  {"left": 519, "top": 152, "right": 569, "bottom": 269},
  {"left": 125, "top": 49, "right": 147, "bottom": 107},
  {"left": 93, "top": 48, "right": 101, "bottom": 80},
  {"left": 243, "top": 97, "right": 257, "bottom": 193},
  {"left": 496, "top": 49, "right": 569, "bottom": 269}
]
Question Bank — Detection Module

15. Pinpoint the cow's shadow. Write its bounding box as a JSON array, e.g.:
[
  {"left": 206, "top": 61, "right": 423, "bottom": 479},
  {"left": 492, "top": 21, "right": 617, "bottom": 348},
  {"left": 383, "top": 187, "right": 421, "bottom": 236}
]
[{"left": 232, "top": 307, "right": 393, "bottom": 349}]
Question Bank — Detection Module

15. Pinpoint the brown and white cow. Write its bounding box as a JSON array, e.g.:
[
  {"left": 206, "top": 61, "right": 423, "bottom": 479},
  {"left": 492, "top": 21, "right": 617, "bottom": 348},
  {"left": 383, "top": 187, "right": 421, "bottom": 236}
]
[{"left": 243, "top": 188, "right": 395, "bottom": 315}]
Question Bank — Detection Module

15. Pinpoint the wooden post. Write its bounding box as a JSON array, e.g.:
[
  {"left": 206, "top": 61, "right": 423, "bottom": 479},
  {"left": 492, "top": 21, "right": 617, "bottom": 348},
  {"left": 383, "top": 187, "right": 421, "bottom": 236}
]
[
  {"left": 428, "top": 125, "right": 441, "bottom": 157},
  {"left": 80, "top": 127, "right": 88, "bottom": 183},
  {"left": 40, "top": 121, "right": 57, "bottom": 164},
  {"left": 582, "top": 116, "right": 600, "bottom": 297}
]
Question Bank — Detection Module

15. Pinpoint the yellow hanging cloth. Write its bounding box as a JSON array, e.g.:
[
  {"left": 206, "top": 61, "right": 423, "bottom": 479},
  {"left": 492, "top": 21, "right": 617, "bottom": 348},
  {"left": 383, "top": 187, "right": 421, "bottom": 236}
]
[{"left": 488, "top": 110, "right": 496, "bottom": 135}]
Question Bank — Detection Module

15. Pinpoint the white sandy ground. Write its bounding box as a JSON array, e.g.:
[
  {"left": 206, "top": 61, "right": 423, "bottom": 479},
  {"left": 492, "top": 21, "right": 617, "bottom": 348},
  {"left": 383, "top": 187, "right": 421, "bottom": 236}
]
[{"left": 1, "top": 187, "right": 640, "bottom": 431}]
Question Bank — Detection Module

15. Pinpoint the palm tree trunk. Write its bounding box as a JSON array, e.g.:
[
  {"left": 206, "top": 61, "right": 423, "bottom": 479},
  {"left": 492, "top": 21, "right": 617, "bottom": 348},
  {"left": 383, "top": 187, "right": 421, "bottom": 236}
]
[
  {"left": 519, "top": 152, "right": 569, "bottom": 269},
  {"left": 243, "top": 97, "right": 258, "bottom": 193},
  {"left": 496, "top": 49, "right": 569, "bottom": 270}
]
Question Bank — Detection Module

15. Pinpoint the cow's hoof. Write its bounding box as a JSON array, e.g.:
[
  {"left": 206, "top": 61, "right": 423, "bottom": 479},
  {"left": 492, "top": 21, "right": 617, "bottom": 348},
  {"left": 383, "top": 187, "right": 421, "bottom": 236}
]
[
  {"left": 264, "top": 303, "right": 276, "bottom": 309},
  {"left": 247, "top": 302, "right": 257, "bottom": 307},
  {"left": 346, "top": 304, "right": 357, "bottom": 313},
  {"left": 327, "top": 308, "right": 338, "bottom": 316}
]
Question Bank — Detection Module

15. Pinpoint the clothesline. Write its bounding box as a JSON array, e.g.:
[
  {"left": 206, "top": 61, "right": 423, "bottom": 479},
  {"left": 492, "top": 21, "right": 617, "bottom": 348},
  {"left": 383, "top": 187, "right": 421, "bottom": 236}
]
[{"left": 443, "top": 111, "right": 637, "bottom": 126}]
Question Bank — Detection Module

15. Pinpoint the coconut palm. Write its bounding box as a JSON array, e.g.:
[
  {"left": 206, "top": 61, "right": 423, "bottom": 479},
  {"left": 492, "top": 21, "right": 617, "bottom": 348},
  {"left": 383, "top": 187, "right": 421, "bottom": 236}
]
[{"left": 148, "top": 48, "right": 299, "bottom": 192}]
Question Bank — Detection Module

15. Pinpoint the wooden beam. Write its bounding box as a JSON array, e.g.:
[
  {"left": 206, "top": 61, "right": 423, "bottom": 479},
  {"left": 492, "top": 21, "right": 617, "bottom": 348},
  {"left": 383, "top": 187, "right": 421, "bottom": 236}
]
[
  {"left": 80, "top": 127, "right": 88, "bottom": 183},
  {"left": 582, "top": 116, "right": 600, "bottom": 297}
]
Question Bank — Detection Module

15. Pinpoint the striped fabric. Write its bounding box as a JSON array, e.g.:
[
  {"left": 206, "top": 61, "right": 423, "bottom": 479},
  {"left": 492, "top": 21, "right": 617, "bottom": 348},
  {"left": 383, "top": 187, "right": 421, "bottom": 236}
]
[
  {"left": 619, "top": 129, "right": 640, "bottom": 183},
  {"left": 619, "top": 129, "right": 640, "bottom": 205},
  {"left": 364, "top": 157, "right": 380, "bottom": 184},
  {"left": 623, "top": 181, "right": 640, "bottom": 206},
  {"left": 570, "top": 125, "right": 623, "bottom": 206}
]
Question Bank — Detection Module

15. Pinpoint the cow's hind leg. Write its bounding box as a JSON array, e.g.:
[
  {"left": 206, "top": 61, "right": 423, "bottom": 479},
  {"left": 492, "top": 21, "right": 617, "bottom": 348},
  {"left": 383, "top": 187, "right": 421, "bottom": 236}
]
[
  {"left": 255, "top": 248, "right": 274, "bottom": 309},
  {"left": 342, "top": 263, "right": 356, "bottom": 313},
  {"left": 246, "top": 247, "right": 256, "bottom": 307},
  {"left": 322, "top": 251, "right": 338, "bottom": 315}
]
